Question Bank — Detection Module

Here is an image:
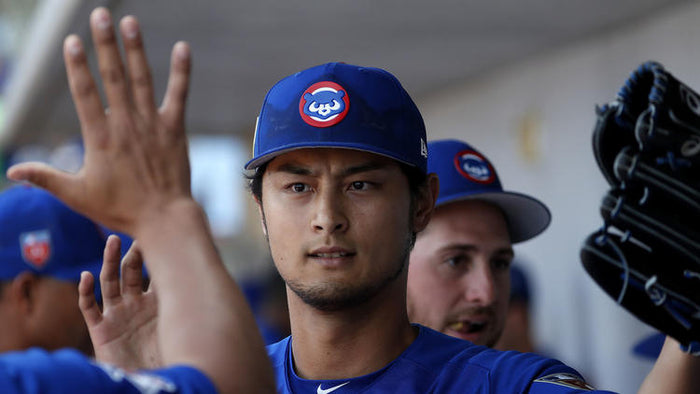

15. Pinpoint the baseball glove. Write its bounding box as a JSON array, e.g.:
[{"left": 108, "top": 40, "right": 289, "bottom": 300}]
[{"left": 580, "top": 61, "right": 700, "bottom": 351}]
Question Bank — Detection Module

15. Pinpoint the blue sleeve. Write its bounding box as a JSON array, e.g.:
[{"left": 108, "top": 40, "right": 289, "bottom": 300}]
[
  {"left": 444, "top": 349, "right": 619, "bottom": 393},
  {"left": 0, "top": 348, "right": 217, "bottom": 394}
]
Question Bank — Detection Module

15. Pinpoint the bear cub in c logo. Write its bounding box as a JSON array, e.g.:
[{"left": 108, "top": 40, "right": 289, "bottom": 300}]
[
  {"left": 454, "top": 150, "right": 496, "bottom": 184},
  {"left": 299, "top": 81, "right": 350, "bottom": 128}
]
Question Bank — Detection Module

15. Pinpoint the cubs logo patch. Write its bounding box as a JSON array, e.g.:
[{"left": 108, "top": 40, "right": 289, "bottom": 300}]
[
  {"left": 453, "top": 149, "right": 495, "bottom": 184},
  {"left": 299, "top": 81, "right": 350, "bottom": 128},
  {"left": 533, "top": 373, "right": 595, "bottom": 390},
  {"left": 20, "top": 230, "right": 51, "bottom": 268}
]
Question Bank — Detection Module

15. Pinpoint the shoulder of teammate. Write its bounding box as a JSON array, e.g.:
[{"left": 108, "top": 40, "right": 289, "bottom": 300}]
[
  {"left": 469, "top": 350, "right": 617, "bottom": 394},
  {"left": 411, "top": 326, "right": 613, "bottom": 393},
  {"left": 0, "top": 348, "right": 217, "bottom": 394}
]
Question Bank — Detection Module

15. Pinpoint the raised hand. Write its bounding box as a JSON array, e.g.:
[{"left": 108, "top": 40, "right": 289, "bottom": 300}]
[
  {"left": 7, "top": 7, "right": 192, "bottom": 237},
  {"left": 7, "top": 8, "right": 275, "bottom": 392},
  {"left": 79, "top": 235, "right": 160, "bottom": 370}
]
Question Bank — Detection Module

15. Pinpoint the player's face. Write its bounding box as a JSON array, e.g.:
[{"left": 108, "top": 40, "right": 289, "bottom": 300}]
[
  {"left": 31, "top": 277, "right": 93, "bottom": 354},
  {"left": 260, "top": 148, "right": 418, "bottom": 311},
  {"left": 407, "top": 200, "right": 512, "bottom": 346}
]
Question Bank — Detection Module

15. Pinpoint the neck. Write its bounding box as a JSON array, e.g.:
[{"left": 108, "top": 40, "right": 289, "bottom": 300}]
[{"left": 286, "top": 274, "right": 417, "bottom": 380}]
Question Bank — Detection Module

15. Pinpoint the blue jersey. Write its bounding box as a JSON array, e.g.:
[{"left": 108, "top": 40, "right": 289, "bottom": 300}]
[
  {"left": 267, "top": 325, "right": 617, "bottom": 393},
  {"left": 0, "top": 348, "right": 216, "bottom": 394}
]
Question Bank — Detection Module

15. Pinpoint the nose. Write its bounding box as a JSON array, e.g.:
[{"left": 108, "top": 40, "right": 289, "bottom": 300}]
[
  {"left": 310, "top": 187, "right": 348, "bottom": 234},
  {"left": 462, "top": 261, "right": 496, "bottom": 305}
]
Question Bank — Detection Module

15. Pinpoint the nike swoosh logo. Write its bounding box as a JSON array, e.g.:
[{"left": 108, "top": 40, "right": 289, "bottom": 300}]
[{"left": 317, "top": 381, "right": 350, "bottom": 394}]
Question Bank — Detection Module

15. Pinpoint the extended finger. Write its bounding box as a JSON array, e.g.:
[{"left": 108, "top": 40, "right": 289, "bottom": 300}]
[
  {"left": 63, "top": 34, "right": 106, "bottom": 144},
  {"left": 79, "top": 271, "right": 103, "bottom": 326},
  {"left": 6, "top": 162, "right": 81, "bottom": 208},
  {"left": 120, "top": 16, "right": 157, "bottom": 118},
  {"left": 121, "top": 240, "right": 145, "bottom": 296},
  {"left": 160, "top": 41, "right": 191, "bottom": 128},
  {"left": 100, "top": 234, "right": 123, "bottom": 308},
  {"left": 90, "top": 8, "right": 131, "bottom": 115}
]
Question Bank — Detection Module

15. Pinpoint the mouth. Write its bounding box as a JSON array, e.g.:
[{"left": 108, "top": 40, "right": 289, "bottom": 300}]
[
  {"left": 446, "top": 320, "right": 487, "bottom": 335},
  {"left": 308, "top": 251, "right": 354, "bottom": 258},
  {"left": 307, "top": 247, "right": 356, "bottom": 266}
]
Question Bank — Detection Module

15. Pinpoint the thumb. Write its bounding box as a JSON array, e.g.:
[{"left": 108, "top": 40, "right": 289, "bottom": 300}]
[{"left": 7, "top": 162, "right": 81, "bottom": 203}]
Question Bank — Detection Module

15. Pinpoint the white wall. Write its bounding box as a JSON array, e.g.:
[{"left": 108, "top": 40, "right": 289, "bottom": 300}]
[{"left": 417, "top": 2, "right": 700, "bottom": 392}]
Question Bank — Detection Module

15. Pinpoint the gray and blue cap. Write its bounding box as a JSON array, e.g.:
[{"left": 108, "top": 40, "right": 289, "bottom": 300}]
[{"left": 429, "top": 139, "right": 551, "bottom": 243}]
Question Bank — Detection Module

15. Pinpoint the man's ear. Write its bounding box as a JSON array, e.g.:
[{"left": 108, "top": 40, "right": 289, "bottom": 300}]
[
  {"left": 412, "top": 173, "right": 439, "bottom": 233},
  {"left": 7, "top": 272, "right": 39, "bottom": 315}
]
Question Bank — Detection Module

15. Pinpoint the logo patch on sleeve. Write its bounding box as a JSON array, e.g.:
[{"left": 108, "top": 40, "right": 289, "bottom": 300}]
[
  {"left": 299, "top": 81, "right": 350, "bottom": 127},
  {"left": 533, "top": 373, "right": 595, "bottom": 390}
]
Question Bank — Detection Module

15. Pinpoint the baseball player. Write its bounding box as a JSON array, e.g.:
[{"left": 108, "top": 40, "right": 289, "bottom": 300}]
[
  {"left": 407, "top": 139, "right": 700, "bottom": 393},
  {"left": 407, "top": 138, "right": 551, "bottom": 348},
  {"left": 0, "top": 184, "right": 107, "bottom": 355},
  {"left": 1, "top": 7, "right": 274, "bottom": 393},
  {"left": 246, "top": 63, "right": 615, "bottom": 393}
]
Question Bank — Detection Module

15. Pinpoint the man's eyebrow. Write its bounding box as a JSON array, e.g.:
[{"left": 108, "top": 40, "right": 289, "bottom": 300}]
[
  {"left": 438, "top": 243, "right": 514, "bottom": 257},
  {"left": 273, "top": 161, "right": 392, "bottom": 177},
  {"left": 341, "top": 161, "right": 392, "bottom": 177},
  {"left": 274, "top": 164, "right": 312, "bottom": 176}
]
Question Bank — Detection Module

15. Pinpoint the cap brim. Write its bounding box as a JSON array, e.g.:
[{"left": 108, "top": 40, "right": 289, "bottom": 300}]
[
  {"left": 438, "top": 191, "right": 551, "bottom": 244},
  {"left": 245, "top": 144, "right": 421, "bottom": 172}
]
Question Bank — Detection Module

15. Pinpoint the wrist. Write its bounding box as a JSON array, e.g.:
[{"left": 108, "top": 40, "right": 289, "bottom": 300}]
[{"left": 132, "top": 197, "right": 205, "bottom": 241}]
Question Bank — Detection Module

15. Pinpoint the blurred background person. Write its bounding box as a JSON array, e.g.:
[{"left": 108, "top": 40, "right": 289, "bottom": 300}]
[
  {"left": 407, "top": 139, "right": 551, "bottom": 347},
  {"left": 242, "top": 264, "right": 291, "bottom": 345},
  {"left": 0, "top": 184, "right": 106, "bottom": 355},
  {"left": 494, "top": 262, "right": 539, "bottom": 353}
]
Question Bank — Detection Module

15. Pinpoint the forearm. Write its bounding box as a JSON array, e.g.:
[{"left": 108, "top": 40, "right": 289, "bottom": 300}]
[
  {"left": 135, "top": 200, "right": 274, "bottom": 393},
  {"left": 638, "top": 336, "right": 700, "bottom": 394}
]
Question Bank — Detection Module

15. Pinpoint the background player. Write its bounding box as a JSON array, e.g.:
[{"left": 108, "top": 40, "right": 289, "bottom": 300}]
[
  {"left": 0, "top": 185, "right": 106, "bottom": 355},
  {"left": 407, "top": 138, "right": 550, "bottom": 347},
  {"left": 407, "top": 138, "right": 700, "bottom": 393},
  {"left": 2, "top": 7, "right": 274, "bottom": 392}
]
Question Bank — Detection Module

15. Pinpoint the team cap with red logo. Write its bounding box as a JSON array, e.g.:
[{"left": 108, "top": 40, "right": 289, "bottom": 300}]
[
  {"left": 246, "top": 62, "right": 428, "bottom": 173},
  {"left": 428, "top": 139, "right": 551, "bottom": 243},
  {"left": 0, "top": 185, "right": 106, "bottom": 290}
]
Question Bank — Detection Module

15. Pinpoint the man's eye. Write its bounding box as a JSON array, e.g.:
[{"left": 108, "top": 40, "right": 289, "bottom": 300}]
[
  {"left": 350, "top": 181, "right": 368, "bottom": 190},
  {"left": 492, "top": 258, "right": 512, "bottom": 270},
  {"left": 445, "top": 255, "right": 467, "bottom": 268},
  {"left": 291, "top": 183, "right": 308, "bottom": 192}
]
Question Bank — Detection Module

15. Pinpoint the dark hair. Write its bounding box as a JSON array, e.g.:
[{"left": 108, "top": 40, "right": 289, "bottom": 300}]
[{"left": 245, "top": 162, "right": 269, "bottom": 203}]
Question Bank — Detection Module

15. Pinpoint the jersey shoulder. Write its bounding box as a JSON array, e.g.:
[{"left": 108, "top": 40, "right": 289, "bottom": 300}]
[{"left": 408, "top": 325, "right": 614, "bottom": 393}]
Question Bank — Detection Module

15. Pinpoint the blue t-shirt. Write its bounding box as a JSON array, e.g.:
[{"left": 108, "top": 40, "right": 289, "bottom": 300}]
[
  {"left": 0, "top": 348, "right": 216, "bottom": 393},
  {"left": 267, "top": 325, "right": 617, "bottom": 393}
]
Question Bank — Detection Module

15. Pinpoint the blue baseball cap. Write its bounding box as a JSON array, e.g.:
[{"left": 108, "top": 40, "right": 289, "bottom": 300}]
[
  {"left": 0, "top": 185, "right": 107, "bottom": 298},
  {"left": 246, "top": 62, "right": 428, "bottom": 173},
  {"left": 428, "top": 139, "right": 551, "bottom": 243}
]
